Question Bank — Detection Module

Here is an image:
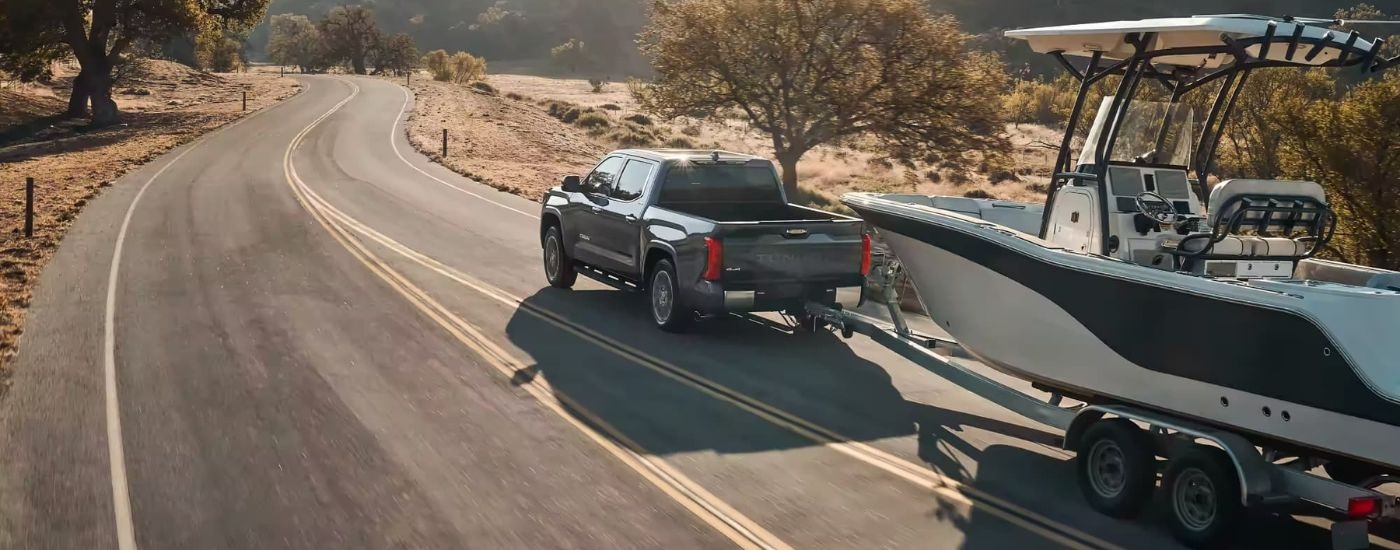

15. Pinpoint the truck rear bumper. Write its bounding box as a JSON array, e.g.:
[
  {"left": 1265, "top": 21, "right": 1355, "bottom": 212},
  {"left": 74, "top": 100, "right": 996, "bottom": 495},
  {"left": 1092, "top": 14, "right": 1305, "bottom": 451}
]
[{"left": 690, "top": 281, "right": 862, "bottom": 314}]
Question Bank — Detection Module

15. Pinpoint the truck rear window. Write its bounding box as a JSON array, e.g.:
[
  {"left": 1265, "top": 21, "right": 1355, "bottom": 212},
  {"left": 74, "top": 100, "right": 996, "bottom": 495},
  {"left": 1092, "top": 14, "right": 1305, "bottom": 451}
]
[{"left": 658, "top": 163, "right": 783, "bottom": 204}]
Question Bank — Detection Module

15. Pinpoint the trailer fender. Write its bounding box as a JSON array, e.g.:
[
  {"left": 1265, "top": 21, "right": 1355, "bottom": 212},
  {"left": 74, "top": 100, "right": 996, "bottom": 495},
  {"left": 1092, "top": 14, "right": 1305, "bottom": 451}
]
[{"left": 1068, "top": 405, "right": 1276, "bottom": 505}]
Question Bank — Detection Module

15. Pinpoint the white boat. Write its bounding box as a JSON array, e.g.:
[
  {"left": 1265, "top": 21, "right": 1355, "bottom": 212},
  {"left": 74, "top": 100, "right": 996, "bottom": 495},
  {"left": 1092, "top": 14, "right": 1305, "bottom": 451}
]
[{"left": 844, "top": 15, "right": 1400, "bottom": 479}]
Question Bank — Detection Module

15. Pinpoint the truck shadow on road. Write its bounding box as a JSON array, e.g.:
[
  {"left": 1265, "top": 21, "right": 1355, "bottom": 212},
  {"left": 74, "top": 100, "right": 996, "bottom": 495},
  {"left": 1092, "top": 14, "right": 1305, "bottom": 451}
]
[
  {"left": 501, "top": 288, "right": 1120, "bottom": 547},
  {"left": 504, "top": 287, "right": 1393, "bottom": 549}
]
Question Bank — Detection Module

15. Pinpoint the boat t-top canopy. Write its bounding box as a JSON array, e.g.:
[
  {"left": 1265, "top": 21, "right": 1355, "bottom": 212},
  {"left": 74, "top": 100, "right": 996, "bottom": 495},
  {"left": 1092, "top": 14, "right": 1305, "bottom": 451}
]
[
  {"left": 1004, "top": 15, "right": 1398, "bottom": 244},
  {"left": 1006, "top": 15, "right": 1396, "bottom": 74}
]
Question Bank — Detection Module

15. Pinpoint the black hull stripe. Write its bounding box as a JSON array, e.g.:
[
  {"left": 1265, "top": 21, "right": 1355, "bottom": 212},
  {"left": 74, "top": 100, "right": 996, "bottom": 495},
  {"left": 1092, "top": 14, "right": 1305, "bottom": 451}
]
[{"left": 852, "top": 204, "right": 1400, "bottom": 428}]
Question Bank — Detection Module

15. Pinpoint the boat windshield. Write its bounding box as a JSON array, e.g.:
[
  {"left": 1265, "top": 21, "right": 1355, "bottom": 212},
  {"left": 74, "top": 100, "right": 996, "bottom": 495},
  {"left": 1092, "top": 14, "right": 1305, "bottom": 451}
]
[{"left": 1079, "top": 98, "right": 1195, "bottom": 168}]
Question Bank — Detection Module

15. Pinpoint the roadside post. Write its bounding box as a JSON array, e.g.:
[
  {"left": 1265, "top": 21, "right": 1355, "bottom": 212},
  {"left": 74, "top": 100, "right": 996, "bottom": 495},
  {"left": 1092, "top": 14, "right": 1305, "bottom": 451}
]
[
  {"left": 24, "top": 177, "right": 34, "bottom": 238},
  {"left": 442, "top": 129, "right": 448, "bottom": 157},
  {"left": 242, "top": 91, "right": 247, "bottom": 111}
]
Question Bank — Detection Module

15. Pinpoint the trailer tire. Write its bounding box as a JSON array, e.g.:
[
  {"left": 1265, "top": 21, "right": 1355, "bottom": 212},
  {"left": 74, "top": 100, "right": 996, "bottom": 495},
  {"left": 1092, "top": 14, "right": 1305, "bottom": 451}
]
[
  {"left": 1076, "top": 418, "right": 1156, "bottom": 519},
  {"left": 1164, "top": 446, "right": 1242, "bottom": 549}
]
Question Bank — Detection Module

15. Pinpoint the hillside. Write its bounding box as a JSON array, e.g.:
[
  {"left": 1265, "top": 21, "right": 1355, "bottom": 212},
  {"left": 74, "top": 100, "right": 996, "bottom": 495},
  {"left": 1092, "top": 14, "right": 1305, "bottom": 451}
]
[{"left": 251, "top": 0, "right": 1373, "bottom": 73}]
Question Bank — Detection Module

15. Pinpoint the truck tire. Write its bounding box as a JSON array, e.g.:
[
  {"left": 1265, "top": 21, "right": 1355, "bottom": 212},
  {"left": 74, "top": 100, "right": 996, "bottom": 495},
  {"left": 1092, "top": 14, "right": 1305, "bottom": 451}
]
[
  {"left": 648, "top": 259, "right": 691, "bottom": 332},
  {"left": 1164, "top": 445, "right": 1242, "bottom": 548},
  {"left": 1076, "top": 418, "right": 1156, "bottom": 519},
  {"left": 543, "top": 225, "right": 577, "bottom": 289}
]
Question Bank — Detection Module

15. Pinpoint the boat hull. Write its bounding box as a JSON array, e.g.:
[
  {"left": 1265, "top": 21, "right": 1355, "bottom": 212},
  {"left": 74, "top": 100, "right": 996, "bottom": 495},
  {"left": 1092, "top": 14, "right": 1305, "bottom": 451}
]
[{"left": 851, "top": 197, "right": 1400, "bottom": 471}]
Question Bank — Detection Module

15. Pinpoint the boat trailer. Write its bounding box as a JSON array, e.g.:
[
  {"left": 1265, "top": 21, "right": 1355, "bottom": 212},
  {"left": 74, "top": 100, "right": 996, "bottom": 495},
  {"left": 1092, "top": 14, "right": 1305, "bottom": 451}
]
[{"left": 804, "top": 258, "right": 1400, "bottom": 549}]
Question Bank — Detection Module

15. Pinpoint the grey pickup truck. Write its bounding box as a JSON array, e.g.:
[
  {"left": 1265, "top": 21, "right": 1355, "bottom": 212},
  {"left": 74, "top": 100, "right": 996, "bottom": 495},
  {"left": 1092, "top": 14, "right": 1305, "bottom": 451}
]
[{"left": 539, "top": 149, "right": 869, "bottom": 332}]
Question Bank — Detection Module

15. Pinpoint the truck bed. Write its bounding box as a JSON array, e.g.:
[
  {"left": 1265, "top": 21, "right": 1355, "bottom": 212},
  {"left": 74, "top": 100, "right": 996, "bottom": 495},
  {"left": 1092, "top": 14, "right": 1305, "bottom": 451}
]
[{"left": 657, "top": 201, "right": 842, "bottom": 223}]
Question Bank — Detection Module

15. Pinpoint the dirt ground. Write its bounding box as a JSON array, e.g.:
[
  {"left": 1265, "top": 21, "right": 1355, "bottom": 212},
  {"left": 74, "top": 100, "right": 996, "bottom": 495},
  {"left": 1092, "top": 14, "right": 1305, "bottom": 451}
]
[
  {"left": 0, "top": 59, "right": 301, "bottom": 382},
  {"left": 403, "top": 77, "right": 608, "bottom": 198},
  {"left": 406, "top": 72, "right": 1054, "bottom": 211}
]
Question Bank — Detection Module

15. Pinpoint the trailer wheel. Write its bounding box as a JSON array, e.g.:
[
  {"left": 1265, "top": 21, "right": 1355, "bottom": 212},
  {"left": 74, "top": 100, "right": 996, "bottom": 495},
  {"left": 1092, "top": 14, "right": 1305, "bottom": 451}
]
[
  {"left": 1076, "top": 418, "right": 1156, "bottom": 519},
  {"left": 1164, "top": 446, "right": 1242, "bottom": 548}
]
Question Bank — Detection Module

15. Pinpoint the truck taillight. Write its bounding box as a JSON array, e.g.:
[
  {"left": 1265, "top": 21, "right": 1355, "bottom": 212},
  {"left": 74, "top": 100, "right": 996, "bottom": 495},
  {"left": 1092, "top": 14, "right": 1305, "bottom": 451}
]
[
  {"left": 860, "top": 233, "right": 872, "bottom": 277},
  {"left": 1348, "top": 496, "right": 1381, "bottom": 519},
  {"left": 703, "top": 237, "right": 723, "bottom": 281}
]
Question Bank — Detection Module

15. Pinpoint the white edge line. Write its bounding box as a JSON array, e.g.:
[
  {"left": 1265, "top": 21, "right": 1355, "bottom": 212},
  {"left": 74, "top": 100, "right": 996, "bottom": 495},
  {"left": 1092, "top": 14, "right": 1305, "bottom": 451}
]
[
  {"left": 386, "top": 82, "right": 539, "bottom": 219},
  {"left": 102, "top": 81, "right": 305, "bottom": 550}
]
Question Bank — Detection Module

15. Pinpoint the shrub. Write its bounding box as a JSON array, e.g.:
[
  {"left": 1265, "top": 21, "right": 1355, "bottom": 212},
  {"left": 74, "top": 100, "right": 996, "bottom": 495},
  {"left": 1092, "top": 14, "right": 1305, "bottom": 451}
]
[
  {"left": 947, "top": 170, "right": 970, "bottom": 185},
  {"left": 609, "top": 129, "right": 655, "bottom": 147},
  {"left": 450, "top": 51, "right": 487, "bottom": 83},
  {"left": 422, "top": 49, "right": 453, "bottom": 81},
  {"left": 963, "top": 189, "right": 997, "bottom": 199},
  {"left": 866, "top": 157, "right": 895, "bottom": 171},
  {"left": 600, "top": 103, "right": 622, "bottom": 111},
  {"left": 575, "top": 113, "right": 611, "bottom": 129},
  {"left": 988, "top": 170, "right": 1019, "bottom": 184},
  {"left": 560, "top": 107, "right": 583, "bottom": 123},
  {"left": 1026, "top": 182, "right": 1050, "bottom": 194},
  {"left": 588, "top": 78, "right": 606, "bottom": 93},
  {"left": 470, "top": 80, "right": 498, "bottom": 95},
  {"left": 924, "top": 170, "right": 942, "bottom": 183},
  {"left": 506, "top": 92, "right": 525, "bottom": 100},
  {"left": 664, "top": 137, "right": 695, "bottom": 148},
  {"left": 680, "top": 125, "right": 702, "bottom": 137},
  {"left": 623, "top": 113, "right": 653, "bottom": 126}
]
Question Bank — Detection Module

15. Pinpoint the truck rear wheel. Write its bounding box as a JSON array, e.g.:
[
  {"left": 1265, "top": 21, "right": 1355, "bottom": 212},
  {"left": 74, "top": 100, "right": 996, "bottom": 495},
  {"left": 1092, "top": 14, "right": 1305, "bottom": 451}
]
[
  {"left": 649, "top": 259, "right": 692, "bottom": 333},
  {"left": 543, "top": 226, "right": 577, "bottom": 289},
  {"left": 1164, "top": 445, "right": 1242, "bottom": 548}
]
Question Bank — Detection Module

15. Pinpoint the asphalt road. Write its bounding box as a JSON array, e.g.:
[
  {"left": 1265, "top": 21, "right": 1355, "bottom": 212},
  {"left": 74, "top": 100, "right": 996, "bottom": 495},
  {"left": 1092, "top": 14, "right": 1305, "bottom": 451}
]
[{"left": 0, "top": 75, "right": 1391, "bottom": 549}]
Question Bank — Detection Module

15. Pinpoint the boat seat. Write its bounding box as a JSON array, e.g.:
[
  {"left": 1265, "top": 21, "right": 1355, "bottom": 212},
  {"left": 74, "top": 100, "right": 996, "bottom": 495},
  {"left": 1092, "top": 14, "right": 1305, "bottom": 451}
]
[{"left": 1170, "top": 179, "right": 1335, "bottom": 261}]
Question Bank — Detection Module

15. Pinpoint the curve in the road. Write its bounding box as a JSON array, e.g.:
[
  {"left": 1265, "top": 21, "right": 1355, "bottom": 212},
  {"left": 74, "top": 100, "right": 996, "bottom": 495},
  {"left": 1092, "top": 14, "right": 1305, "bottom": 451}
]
[
  {"left": 100, "top": 90, "right": 303, "bottom": 550},
  {"left": 285, "top": 78, "right": 791, "bottom": 550},
  {"left": 302, "top": 76, "right": 1122, "bottom": 550}
]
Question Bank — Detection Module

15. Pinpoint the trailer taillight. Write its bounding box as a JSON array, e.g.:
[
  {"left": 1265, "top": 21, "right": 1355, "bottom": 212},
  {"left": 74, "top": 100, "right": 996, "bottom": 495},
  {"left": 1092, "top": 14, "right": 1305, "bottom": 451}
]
[
  {"left": 859, "top": 234, "right": 872, "bottom": 277},
  {"left": 703, "top": 237, "right": 723, "bottom": 281},
  {"left": 1348, "top": 496, "right": 1381, "bottom": 519}
]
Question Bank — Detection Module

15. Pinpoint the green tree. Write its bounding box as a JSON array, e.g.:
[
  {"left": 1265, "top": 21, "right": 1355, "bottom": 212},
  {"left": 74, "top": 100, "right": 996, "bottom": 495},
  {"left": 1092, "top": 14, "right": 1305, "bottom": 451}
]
[
  {"left": 268, "top": 14, "right": 324, "bottom": 73},
  {"left": 0, "top": 5, "right": 67, "bottom": 83},
  {"left": 371, "top": 33, "right": 419, "bottom": 76},
  {"left": 1, "top": 0, "right": 270, "bottom": 126},
  {"left": 1215, "top": 69, "right": 1336, "bottom": 180},
  {"left": 550, "top": 38, "right": 594, "bottom": 74},
  {"left": 319, "top": 5, "right": 381, "bottom": 74},
  {"left": 635, "top": 0, "right": 1009, "bottom": 194},
  {"left": 422, "top": 49, "right": 453, "bottom": 81},
  {"left": 195, "top": 28, "right": 246, "bottom": 73},
  {"left": 1282, "top": 73, "right": 1400, "bottom": 269}
]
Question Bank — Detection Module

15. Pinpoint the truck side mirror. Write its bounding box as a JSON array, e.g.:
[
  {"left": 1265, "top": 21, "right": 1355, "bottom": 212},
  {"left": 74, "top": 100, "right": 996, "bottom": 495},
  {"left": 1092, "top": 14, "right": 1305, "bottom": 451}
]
[{"left": 561, "top": 175, "right": 582, "bottom": 192}]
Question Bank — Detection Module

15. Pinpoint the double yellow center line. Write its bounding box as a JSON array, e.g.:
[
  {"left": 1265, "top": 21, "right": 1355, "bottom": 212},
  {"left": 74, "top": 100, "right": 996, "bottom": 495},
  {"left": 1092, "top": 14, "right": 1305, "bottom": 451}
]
[{"left": 288, "top": 77, "right": 1121, "bottom": 550}]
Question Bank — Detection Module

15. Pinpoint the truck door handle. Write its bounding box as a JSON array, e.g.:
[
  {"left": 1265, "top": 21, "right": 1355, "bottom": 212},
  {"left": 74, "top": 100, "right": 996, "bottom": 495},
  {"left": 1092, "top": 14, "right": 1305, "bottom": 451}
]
[{"left": 624, "top": 214, "right": 638, "bottom": 223}]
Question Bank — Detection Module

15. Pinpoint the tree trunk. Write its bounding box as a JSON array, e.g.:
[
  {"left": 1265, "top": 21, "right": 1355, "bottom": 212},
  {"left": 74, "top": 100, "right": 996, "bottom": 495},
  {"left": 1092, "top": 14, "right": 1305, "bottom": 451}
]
[
  {"left": 776, "top": 151, "right": 802, "bottom": 198},
  {"left": 66, "top": 67, "right": 92, "bottom": 118},
  {"left": 85, "top": 60, "right": 121, "bottom": 127},
  {"left": 352, "top": 56, "right": 367, "bottom": 75}
]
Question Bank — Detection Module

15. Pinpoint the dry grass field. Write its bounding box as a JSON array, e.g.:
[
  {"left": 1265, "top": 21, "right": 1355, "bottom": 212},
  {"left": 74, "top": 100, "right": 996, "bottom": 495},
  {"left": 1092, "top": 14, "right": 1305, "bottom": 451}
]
[{"left": 406, "top": 71, "right": 1057, "bottom": 211}]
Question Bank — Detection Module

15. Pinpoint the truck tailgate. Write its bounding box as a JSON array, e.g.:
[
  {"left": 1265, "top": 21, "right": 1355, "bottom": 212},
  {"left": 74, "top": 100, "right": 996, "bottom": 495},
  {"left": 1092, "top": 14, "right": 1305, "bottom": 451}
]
[{"left": 715, "top": 220, "right": 865, "bottom": 285}]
